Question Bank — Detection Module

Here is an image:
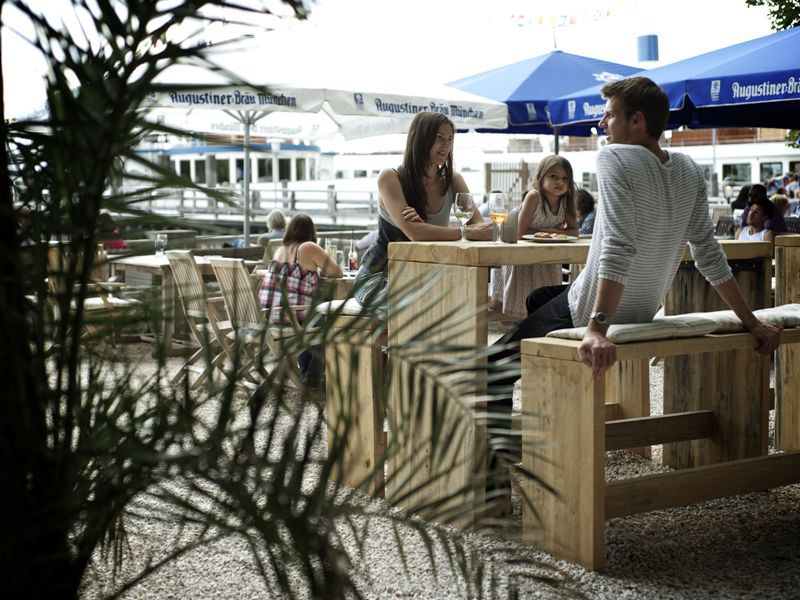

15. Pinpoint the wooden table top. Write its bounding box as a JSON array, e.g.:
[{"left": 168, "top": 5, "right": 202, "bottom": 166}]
[
  {"left": 111, "top": 254, "right": 261, "bottom": 275},
  {"left": 387, "top": 239, "right": 774, "bottom": 267}
]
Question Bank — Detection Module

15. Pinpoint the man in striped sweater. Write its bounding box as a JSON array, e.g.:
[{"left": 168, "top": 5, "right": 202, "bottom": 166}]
[
  {"left": 490, "top": 77, "right": 780, "bottom": 417},
  {"left": 573, "top": 77, "right": 780, "bottom": 376}
]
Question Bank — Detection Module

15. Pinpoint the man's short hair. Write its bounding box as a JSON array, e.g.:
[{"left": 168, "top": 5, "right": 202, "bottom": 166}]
[{"left": 600, "top": 76, "right": 669, "bottom": 140}]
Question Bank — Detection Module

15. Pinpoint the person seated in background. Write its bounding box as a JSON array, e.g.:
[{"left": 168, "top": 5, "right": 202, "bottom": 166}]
[
  {"left": 257, "top": 209, "right": 287, "bottom": 247},
  {"left": 96, "top": 212, "right": 127, "bottom": 251},
  {"left": 787, "top": 173, "right": 798, "bottom": 198},
  {"left": 355, "top": 229, "right": 378, "bottom": 252},
  {"left": 741, "top": 184, "right": 786, "bottom": 235},
  {"left": 259, "top": 213, "right": 341, "bottom": 387},
  {"left": 771, "top": 193, "right": 790, "bottom": 217},
  {"left": 736, "top": 194, "right": 775, "bottom": 242},
  {"left": 730, "top": 185, "right": 750, "bottom": 211},
  {"left": 576, "top": 188, "right": 596, "bottom": 235},
  {"left": 478, "top": 190, "right": 501, "bottom": 219}
]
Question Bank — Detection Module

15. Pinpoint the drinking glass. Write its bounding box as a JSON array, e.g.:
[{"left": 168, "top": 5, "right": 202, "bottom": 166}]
[
  {"left": 154, "top": 233, "right": 168, "bottom": 255},
  {"left": 453, "top": 193, "right": 475, "bottom": 242},
  {"left": 487, "top": 192, "right": 509, "bottom": 244}
]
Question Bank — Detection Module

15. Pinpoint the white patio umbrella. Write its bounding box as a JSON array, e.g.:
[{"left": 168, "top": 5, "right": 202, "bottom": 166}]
[{"left": 145, "top": 79, "right": 508, "bottom": 244}]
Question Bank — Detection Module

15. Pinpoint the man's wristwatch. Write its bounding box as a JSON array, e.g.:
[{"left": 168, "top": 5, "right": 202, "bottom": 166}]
[{"left": 589, "top": 311, "right": 610, "bottom": 325}]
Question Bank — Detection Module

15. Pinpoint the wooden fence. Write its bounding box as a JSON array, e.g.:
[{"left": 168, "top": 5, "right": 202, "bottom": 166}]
[{"left": 484, "top": 160, "right": 537, "bottom": 201}]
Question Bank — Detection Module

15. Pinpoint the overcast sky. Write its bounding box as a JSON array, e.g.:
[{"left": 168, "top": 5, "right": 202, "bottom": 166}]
[{"left": 2, "top": 0, "right": 774, "bottom": 121}]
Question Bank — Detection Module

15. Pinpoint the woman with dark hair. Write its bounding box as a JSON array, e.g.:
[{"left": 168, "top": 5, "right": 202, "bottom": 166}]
[
  {"left": 259, "top": 213, "right": 341, "bottom": 386},
  {"left": 354, "top": 111, "right": 493, "bottom": 304},
  {"left": 730, "top": 185, "right": 751, "bottom": 211}
]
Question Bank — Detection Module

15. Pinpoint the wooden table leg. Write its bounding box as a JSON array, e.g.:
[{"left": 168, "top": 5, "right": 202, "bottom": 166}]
[
  {"left": 386, "top": 260, "right": 488, "bottom": 526},
  {"left": 776, "top": 236, "right": 800, "bottom": 450},
  {"left": 326, "top": 315, "right": 385, "bottom": 497},
  {"left": 663, "top": 258, "right": 772, "bottom": 468},
  {"left": 521, "top": 352, "right": 606, "bottom": 571}
]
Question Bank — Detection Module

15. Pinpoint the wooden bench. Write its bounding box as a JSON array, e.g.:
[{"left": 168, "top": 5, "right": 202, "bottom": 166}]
[{"left": 520, "top": 324, "right": 800, "bottom": 571}]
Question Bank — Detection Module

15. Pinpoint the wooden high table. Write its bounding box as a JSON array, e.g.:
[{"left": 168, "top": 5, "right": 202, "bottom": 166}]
[
  {"left": 386, "top": 239, "right": 592, "bottom": 521},
  {"left": 385, "top": 238, "right": 776, "bottom": 524}
]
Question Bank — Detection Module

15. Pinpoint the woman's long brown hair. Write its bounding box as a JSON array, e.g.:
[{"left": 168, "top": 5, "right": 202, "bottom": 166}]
[
  {"left": 397, "top": 112, "right": 454, "bottom": 221},
  {"left": 282, "top": 213, "right": 317, "bottom": 245}
]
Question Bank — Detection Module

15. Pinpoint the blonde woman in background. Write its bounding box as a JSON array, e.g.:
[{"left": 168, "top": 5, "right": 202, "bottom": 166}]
[{"left": 257, "top": 209, "right": 287, "bottom": 247}]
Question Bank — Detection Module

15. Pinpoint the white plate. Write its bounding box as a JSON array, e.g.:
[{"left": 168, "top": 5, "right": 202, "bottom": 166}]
[{"left": 521, "top": 234, "right": 578, "bottom": 243}]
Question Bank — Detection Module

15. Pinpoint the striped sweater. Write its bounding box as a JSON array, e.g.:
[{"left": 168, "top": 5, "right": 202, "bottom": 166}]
[{"left": 568, "top": 144, "right": 733, "bottom": 326}]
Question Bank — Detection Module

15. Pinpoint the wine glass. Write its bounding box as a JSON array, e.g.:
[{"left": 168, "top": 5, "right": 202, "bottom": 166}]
[
  {"left": 154, "top": 233, "right": 168, "bottom": 256},
  {"left": 453, "top": 193, "right": 475, "bottom": 242},
  {"left": 487, "top": 192, "right": 509, "bottom": 244}
]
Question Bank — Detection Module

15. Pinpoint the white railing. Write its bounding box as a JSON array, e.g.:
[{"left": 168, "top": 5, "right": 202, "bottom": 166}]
[{"left": 116, "top": 183, "right": 380, "bottom": 226}]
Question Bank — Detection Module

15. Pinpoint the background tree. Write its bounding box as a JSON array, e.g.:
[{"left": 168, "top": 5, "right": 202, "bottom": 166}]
[
  {"left": 745, "top": 0, "right": 800, "bottom": 30},
  {"left": 744, "top": 0, "right": 800, "bottom": 147}
]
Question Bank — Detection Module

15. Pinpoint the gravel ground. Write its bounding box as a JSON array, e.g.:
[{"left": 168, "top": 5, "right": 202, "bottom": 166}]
[{"left": 78, "top": 338, "right": 800, "bottom": 599}]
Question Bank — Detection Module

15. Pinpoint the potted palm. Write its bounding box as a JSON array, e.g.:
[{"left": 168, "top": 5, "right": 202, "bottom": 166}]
[{"left": 0, "top": 1, "right": 561, "bottom": 597}]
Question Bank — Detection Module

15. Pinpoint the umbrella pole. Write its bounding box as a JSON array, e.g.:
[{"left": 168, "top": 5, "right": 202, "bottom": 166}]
[
  {"left": 554, "top": 128, "right": 560, "bottom": 155},
  {"left": 243, "top": 113, "right": 252, "bottom": 246}
]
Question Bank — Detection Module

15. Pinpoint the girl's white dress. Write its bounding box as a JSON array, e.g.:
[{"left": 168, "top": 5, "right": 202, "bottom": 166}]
[{"left": 490, "top": 199, "right": 566, "bottom": 319}]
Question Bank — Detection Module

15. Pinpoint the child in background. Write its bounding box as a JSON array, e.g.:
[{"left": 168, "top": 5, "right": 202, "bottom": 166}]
[{"left": 489, "top": 155, "right": 578, "bottom": 319}]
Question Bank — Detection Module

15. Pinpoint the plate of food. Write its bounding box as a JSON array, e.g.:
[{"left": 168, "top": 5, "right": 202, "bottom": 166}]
[{"left": 521, "top": 232, "right": 578, "bottom": 243}]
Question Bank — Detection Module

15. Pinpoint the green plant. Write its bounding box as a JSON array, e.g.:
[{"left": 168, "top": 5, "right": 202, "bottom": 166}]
[{"left": 1, "top": 2, "right": 568, "bottom": 598}]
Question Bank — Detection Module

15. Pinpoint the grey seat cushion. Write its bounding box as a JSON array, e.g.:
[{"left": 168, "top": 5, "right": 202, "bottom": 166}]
[{"left": 546, "top": 304, "right": 800, "bottom": 343}]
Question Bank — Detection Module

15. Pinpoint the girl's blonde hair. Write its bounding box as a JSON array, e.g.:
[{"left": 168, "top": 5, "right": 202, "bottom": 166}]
[{"left": 533, "top": 155, "right": 577, "bottom": 221}]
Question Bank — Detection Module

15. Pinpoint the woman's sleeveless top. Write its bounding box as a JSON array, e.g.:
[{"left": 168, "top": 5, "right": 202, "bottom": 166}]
[
  {"left": 360, "top": 176, "right": 455, "bottom": 273},
  {"left": 258, "top": 245, "right": 320, "bottom": 325}
]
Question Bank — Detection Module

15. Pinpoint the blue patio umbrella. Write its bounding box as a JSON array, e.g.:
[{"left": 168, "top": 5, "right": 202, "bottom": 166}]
[
  {"left": 448, "top": 50, "right": 638, "bottom": 152},
  {"left": 548, "top": 27, "right": 800, "bottom": 131}
]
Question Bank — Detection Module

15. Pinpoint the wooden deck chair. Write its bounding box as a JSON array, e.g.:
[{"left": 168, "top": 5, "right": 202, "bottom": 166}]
[
  {"left": 209, "top": 257, "right": 307, "bottom": 389},
  {"left": 166, "top": 250, "right": 232, "bottom": 389},
  {"left": 714, "top": 215, "right": 735, "bottom": 238},
  {"left": 46, "top": 242, "right": 141, "bottom": 354}
]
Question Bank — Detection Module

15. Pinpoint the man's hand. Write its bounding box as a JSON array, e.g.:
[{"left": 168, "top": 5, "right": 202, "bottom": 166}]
[
  {"left": 465, "top": 221, "right": 494, "bottom": 240},
  {"left": 747, "top": 319, "right": 782, "bottom": 354},
  {"left": 578, "top": 329, "right": 617, "bottom": 378}
]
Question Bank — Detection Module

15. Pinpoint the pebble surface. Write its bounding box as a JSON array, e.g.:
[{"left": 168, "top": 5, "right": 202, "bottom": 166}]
[{"left": 79, "top": 341, "right": 800, "bottom": 599}]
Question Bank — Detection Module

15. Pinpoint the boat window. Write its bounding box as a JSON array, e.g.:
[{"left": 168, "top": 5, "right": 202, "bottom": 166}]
[
  {"left": 760, "top": 162, "right": 782, "bottom": 182},
  {"left": 195, "top": 160, "right": 206, "bottom": 184},
  {"left": 216, "top": 159, "right": 230, "bottom": 185},
  {"left": 722, "top": 163, "right": 751, "bottom": 185},
  {"left": 278, "top": 158, "right": 291, "bottom": 181},
  {"left": 257, "top": 158, "right": 272, "bottom": 182}
]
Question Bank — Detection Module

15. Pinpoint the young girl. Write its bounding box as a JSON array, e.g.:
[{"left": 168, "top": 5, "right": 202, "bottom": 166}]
[{"left": 490, "top": 155, "right": 578, "bottom": 319}]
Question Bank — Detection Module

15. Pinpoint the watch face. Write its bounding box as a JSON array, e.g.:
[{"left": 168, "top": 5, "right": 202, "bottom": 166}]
[{"left": 591, "top": 311, "right": 609, "bottom": 324}]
